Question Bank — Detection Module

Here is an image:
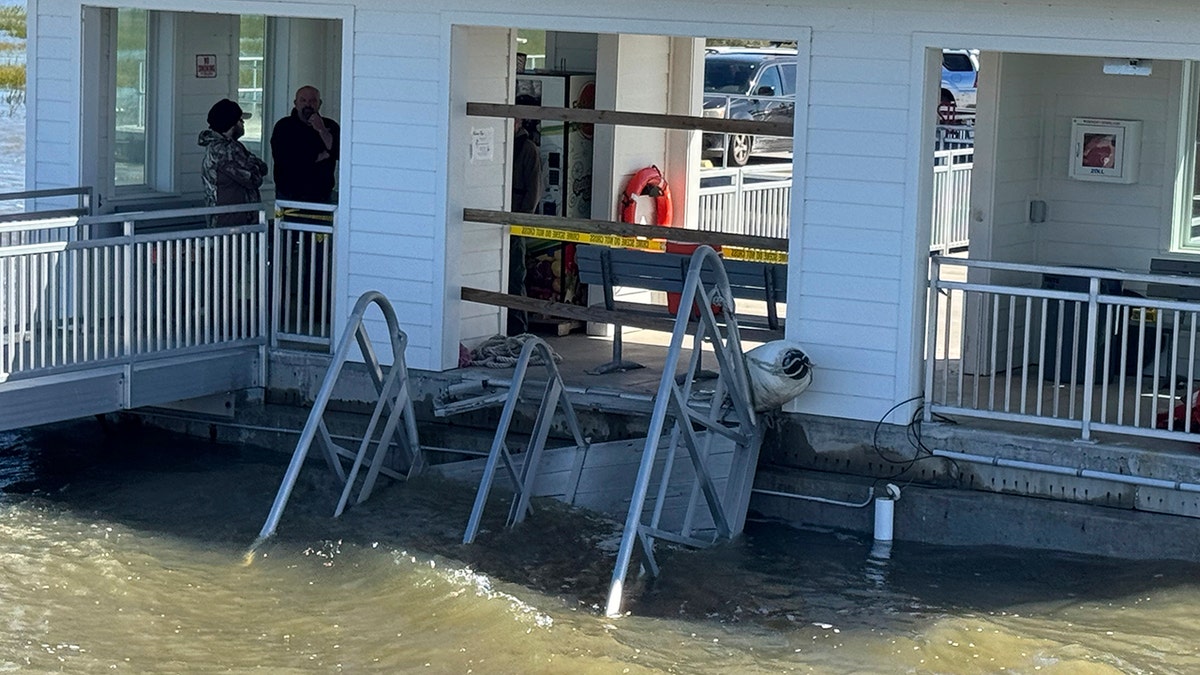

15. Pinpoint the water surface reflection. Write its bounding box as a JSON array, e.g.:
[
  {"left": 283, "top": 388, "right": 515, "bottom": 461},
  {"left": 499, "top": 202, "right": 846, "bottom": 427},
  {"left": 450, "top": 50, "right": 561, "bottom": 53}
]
[{"left": 1, "top": 421, "right": 1198, "bottom": 672}]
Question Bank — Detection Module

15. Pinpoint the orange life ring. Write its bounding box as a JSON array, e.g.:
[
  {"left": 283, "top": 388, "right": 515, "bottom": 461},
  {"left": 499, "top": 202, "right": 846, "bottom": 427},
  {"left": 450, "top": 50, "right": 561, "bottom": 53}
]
[{"left": 620, "top": 165, "right": 673, "bottom": 226}]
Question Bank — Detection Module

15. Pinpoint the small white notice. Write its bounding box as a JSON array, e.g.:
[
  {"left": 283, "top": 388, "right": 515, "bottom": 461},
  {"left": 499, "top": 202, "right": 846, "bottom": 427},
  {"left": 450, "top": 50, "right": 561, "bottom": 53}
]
[{"left": 470, "top": 127, "right": 494, "bottom": 163}]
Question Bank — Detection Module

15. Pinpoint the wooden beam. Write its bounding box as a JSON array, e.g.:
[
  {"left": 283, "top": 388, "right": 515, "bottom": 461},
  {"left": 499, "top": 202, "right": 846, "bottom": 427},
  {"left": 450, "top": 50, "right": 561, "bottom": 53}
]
[
  {"left": 462, "top": 287, "right": 673, "bottom": 332},
  {"left": 466, "top": 102, "right": 794, "bottom": 139},
  {"left": 462, "top": 208, "right": 789, "bottom": 252},
  {"left": 461, "top": 287, "right": 784, "bottom": 340}
]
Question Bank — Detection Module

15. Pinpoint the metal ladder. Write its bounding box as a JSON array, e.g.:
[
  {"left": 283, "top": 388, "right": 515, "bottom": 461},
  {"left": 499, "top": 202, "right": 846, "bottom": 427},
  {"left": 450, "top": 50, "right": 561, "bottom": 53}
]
[
  {"left": 435, "top": 336, "right": 590, "bottom": 544},
  {"left": 604, "top": 245, "right": 762, "bottom": 617},
  {"left": 255, "top": 291, "right": 423, "bottom": 545}
]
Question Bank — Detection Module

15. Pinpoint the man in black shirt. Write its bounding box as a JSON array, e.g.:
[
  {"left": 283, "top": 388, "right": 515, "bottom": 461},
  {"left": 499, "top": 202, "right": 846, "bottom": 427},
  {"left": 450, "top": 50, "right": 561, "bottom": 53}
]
[{"left": 271, "top": 85, "right": 340, "bottom": 203}]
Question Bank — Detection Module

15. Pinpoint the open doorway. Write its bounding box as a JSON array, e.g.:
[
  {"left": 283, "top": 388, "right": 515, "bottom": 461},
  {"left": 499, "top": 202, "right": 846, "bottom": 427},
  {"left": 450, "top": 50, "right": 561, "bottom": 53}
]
[
  {"left": 80, "top": 8, "right": 342, "bottom": 214},
  {"left": 450, "top": 26, "right": 799, "bottom": 369}
]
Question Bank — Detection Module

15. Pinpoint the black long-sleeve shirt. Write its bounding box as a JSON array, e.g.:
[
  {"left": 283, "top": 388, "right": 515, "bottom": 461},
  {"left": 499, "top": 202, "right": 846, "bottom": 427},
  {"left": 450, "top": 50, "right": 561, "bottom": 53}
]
[{"left": 270, "top": 110, "right": 340, "bottom": 203}]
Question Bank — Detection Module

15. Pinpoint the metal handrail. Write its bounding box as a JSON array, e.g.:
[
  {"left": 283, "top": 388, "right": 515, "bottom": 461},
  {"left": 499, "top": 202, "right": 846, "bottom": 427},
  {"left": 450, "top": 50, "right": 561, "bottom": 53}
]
[
  {"left": 0, "top": 186, "right": 94, "bottom": 225},
  {"left": 604, "top": 245, "right": 761, "bottom": 617},
  {"left": 254, "top": 290, "right": 421, "bottom": 545},
  {"left": 925, "top": 255, "right": 1200, "bottom": 443},
  {"left": 454, "top": 336, "right": 590, "bottom": 544}
]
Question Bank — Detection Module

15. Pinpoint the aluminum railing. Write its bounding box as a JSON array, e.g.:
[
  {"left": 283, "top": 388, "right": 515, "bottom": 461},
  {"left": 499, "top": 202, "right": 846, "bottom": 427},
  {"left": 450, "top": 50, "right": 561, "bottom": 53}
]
[
  {"left": 256, "top": 290, "right": 422, "bottom": 545},
  {"left": 695, "top": 149, "right": 971, "bottom": 254},
  {"left": 926, "top": 256, "right": 1200, "bottom": 443},
  {"left": 935, "top": 124, "right": 975, "bottom": 151},
  {"left": 272, "top": 200, "right": 335, "bottom": 350},
  {"left": 931, "top": 147, "right": 973, "bottom": 253},
  {"left": 1, "top": 204, "right": 267, "bottom": 380},
  {"left": 696, "top": 167, "right": 792, "bottom": 239},
  {"left": 0, "top": 187, "right": 95, "bottom": 245}
]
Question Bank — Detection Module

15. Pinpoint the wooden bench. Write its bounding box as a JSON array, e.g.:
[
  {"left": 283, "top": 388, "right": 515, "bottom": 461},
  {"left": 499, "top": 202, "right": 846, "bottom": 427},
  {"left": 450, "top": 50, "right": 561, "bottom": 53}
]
[
  {"left": 1147, "top": 258, "right": 1200, "bottom": 301},
  {"left": 574, "top": 244, "right": 786, "bottom": 330},
  {"left": 573, "top": 244, "right": 786, "bottom": 372}
]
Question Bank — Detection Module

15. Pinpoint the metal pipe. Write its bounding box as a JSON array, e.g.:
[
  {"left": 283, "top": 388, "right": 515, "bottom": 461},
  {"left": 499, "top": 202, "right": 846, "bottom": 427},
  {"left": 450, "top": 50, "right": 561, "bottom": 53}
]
[
  {"left": 752, "top": 486, "right": 876, "bottom": 509},
  {"left": 931, "top": 449, "right": 1200, "bottom": 493}
]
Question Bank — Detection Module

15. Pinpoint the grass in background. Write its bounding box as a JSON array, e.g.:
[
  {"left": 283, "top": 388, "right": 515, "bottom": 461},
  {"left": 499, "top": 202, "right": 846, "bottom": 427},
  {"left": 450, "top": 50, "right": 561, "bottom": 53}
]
[{"left": 0, "top": 6, "right": 24, "bottom": 40}]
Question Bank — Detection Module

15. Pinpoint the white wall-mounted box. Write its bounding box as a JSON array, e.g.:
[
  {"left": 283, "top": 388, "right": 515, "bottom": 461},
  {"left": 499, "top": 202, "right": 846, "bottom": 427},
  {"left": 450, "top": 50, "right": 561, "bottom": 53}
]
[{"left": 1069, "top": 117, "right": 1142, "bottom": 184}]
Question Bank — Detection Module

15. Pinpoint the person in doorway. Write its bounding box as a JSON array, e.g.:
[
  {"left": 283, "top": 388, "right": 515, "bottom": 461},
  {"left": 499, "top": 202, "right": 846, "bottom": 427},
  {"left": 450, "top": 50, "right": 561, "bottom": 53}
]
[
  {"left": 198, "top": 98, "right": 268, "bottom": 227},
  {"left": 507, "top": 94, "right": 543, "bottom": 336},
  {"left": 270, "top": 85, "right": 341, "bottom": 203}
]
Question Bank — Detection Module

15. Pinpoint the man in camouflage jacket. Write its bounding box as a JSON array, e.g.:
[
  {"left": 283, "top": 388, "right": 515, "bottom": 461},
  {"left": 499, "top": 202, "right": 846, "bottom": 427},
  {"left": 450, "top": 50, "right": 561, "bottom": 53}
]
[{"left": 199, "top": 98, "right": 268, "bottom": 227}]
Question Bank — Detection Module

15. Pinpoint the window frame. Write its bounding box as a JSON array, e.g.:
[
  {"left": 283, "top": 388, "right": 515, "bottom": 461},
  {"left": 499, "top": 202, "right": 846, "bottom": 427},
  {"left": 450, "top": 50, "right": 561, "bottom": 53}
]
[
  {"left": 111, "top": 9, "right": 177, "bottom": 202},
  {"left": 1173, "top": 60, "right": 1200, "bottom": 252}
]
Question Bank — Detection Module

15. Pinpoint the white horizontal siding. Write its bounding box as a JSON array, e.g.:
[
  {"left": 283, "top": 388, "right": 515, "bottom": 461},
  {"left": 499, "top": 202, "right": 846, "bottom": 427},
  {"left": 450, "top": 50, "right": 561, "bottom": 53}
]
[
  {"left": 348, "top": 230, "right": 435, "bottom": 259},
  {"left": 803, "top": 223, "right": 903, "bottom": 254},
  {"left": 804, "top": 202, "right": 905, "bottom": 230},
  {"left": 806, "top": 177, "right": 905, "bottom": 206},
  {"left": 29, "top": 0, "right": 1200, "bottom": 423},
  {"left": 806, "top": 130, "right": 907, "bottom": 158},
  {"left": 801, "top": 271, "right": 899, "bottom": 302},
  {"left": 346, "top": 185, "right": 438, "bottom": 216}
]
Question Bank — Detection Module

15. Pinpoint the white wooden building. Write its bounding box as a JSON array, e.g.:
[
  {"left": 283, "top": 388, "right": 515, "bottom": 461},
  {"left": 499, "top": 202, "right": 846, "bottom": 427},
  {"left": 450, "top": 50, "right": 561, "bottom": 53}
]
[{"left": 23, "top": 0, "right": 1200, "bottom": 429}]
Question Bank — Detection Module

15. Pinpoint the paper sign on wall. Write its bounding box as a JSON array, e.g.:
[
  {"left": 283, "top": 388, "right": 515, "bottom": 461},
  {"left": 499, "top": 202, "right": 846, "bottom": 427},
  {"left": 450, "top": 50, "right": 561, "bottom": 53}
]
[
  {"left": 196, "top": 55, "right": 216, "bottom": 78},
  {"left": 470, "top": 127, "right": 494, "bottom": 163}
]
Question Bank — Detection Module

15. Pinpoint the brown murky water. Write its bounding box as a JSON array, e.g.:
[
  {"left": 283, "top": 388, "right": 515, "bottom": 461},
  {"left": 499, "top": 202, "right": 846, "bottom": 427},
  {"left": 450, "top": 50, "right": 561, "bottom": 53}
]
[{"left": 2, "top": 420, "right": 1199, "bottom": 673}]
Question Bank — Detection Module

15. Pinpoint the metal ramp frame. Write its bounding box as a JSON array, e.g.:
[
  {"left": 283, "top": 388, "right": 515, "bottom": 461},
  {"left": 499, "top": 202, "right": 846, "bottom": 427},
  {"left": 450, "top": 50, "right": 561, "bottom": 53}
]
[
  {"left": 440, "top": 247, "right": 764, "bottom": 618},
  {"left": 433, "top": 336, "right": 590, "bottom": 544},
  {"left": 603, "top": 245, "right": 762, "bottom": 617},
  {"left": 256, "top": 291, "right": 423, "bottom": 544}
]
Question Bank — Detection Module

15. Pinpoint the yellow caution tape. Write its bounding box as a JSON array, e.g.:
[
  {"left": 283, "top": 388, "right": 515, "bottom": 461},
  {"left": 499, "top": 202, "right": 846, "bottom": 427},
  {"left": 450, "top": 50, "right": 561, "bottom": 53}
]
[
  {"left": 512, "top": 225, "right": 666, "bottom": 252},
  {"left": 276, "top": 208, "right": 335, "bottom": 223},
  {"left": 721, "top": 246, "right": 788, "bottom": 264},
  {"left": 509, "top": 224, "right": 786, "bottom": 262}
]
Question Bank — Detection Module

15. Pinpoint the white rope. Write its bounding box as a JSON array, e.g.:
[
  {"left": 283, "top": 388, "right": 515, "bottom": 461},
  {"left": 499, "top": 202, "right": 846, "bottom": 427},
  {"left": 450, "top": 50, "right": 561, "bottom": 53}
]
[{"left": 469, "top": 334, "right": 562, "bottom": 369}]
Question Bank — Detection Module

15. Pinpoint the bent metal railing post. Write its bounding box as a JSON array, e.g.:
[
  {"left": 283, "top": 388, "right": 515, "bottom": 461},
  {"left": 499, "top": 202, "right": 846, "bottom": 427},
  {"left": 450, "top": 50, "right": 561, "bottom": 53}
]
[
  {"left": 450, "top": 335, "right": 590, "bottom": 544},
  {"left": 604, "top": 245, "right": 761, "bottom": 618},
  {"left": 925, "top": 256, "right": 1200, "bottom": 444},
  {"left": 255, "top": 291, "right": 422, "bottom": 546}
]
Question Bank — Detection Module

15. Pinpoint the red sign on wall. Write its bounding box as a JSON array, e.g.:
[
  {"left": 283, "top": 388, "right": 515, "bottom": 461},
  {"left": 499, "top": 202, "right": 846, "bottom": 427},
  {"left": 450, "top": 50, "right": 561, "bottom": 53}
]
[{"left": 196, "top": 55, "right": 217, "bottom": 78}]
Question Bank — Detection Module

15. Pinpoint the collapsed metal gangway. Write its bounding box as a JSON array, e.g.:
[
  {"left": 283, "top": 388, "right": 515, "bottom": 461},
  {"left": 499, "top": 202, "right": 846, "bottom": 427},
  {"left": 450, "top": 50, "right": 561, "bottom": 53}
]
[
  {"left": 601, "top": 245, "right": 764, "bottom": 616},
  {"left": 434, "top": 337, "right": 590, "bottom": 545},
  {"left": 254, "top": 248, "right": 781, "bottom": 617},
  {"left": 434, "top": 246, "right": 772, "bottom": 616}
]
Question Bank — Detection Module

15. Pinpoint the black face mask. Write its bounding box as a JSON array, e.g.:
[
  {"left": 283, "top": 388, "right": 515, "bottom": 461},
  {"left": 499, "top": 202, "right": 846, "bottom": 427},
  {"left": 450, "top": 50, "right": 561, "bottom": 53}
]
[{"left": 300, "top": 106, "right": 316, "bottom": 120}]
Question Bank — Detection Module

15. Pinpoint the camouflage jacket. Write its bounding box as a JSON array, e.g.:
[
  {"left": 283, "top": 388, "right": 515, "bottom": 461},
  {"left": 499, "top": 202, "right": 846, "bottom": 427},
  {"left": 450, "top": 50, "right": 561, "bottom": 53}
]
[{"left": 198, "top": 129, "right": 268, "bottom": 227}]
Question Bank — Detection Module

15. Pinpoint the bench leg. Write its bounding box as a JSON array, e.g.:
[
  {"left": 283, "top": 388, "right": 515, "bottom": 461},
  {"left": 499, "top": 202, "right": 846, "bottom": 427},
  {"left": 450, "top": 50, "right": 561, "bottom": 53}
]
[
  {"left": 586, "top": 249, "right": 645, "bottom": 375},
  {"left": 586, "top": 323, "right": 645, "bottom": 374}
]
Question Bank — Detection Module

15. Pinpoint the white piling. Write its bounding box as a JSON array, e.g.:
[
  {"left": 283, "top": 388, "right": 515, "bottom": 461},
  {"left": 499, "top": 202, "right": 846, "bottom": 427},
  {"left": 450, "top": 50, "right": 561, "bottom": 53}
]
[{"left": 873, "top": 483, "right": 901, "bottom": 542}]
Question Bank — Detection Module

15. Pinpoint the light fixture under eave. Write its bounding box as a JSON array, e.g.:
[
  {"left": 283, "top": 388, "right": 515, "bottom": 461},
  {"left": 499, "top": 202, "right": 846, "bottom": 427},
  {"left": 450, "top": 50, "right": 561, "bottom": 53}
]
[{"left": 1103, "top": 58, "right": 1152, "bottom": 76}]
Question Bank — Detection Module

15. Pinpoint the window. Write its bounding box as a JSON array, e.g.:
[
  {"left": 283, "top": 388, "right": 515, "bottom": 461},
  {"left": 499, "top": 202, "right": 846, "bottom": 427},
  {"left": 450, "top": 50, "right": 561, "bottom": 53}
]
[
  {"left": 238, "top": 15, "right": 266, "bottom": 157},
  {"left": 779, "top": 63, "right": 796, "bottom": 96},
  {"left": 1175, "top": 62, "right": 1200, "bottom": 250},
  {"left": 756, "top": 65, "right": 782, "bottom": 97},
  {"left": 114, "top": 8, "right": 147, "bottom": 187}
]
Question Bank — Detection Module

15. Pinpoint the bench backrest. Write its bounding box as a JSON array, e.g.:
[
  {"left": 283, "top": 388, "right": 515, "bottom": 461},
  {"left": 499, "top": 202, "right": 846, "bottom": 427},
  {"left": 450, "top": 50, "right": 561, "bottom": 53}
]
[
  {"left": 575, "top": 244, "right": 786, "bottom": 302},
  {"left": 1147, "top": 258, "right": 1200, "bottom": 301}
]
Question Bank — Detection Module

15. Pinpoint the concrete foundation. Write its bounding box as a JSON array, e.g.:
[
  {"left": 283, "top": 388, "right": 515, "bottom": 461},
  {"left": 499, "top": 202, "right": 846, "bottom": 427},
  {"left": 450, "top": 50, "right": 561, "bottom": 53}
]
[{"left": 131, "top": 347, "right": 1200, "bottom": 564}]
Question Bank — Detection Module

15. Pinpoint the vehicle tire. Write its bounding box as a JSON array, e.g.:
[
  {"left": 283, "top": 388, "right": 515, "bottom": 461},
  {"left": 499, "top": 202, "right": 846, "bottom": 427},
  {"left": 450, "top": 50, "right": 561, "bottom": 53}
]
[{"left": 727, "top": 134, "right": 752, "bottom": 167}]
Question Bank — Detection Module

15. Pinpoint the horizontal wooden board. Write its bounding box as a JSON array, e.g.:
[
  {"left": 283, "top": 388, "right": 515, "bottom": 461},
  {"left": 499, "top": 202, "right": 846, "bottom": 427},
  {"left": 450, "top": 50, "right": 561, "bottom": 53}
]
[{"left": 466, "top": 102, "right": 793, "bottom": 138}]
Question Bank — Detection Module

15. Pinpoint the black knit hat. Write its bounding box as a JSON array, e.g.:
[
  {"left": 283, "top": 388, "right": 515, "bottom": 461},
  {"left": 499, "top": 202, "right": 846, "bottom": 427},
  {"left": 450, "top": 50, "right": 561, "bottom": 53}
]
[{"left": 206, "top": 98, "right": 250, "bottom": 133}]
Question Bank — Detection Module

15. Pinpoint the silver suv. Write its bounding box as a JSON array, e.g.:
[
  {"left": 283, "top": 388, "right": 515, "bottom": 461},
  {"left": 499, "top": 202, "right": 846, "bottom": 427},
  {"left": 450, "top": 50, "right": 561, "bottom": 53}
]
[
  {"left": 941, "top": 49, "right": 979, "bottom": 118},
  {"left": 702, "top": 48, "right": 797, "bottom": 166}
]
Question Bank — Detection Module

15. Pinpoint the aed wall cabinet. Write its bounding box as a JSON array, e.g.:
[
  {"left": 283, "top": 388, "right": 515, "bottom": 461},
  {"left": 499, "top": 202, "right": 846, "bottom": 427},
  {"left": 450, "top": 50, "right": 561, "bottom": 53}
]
[{"left": 1069, "top": 118, "right": 1142, "bottom": 184}]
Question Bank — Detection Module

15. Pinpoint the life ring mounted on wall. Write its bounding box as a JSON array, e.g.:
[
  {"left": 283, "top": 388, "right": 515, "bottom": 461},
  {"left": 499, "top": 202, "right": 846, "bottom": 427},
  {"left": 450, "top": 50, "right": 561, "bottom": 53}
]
[{"left": 619, "top": 165, "right": 673, "bottom": 226}]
